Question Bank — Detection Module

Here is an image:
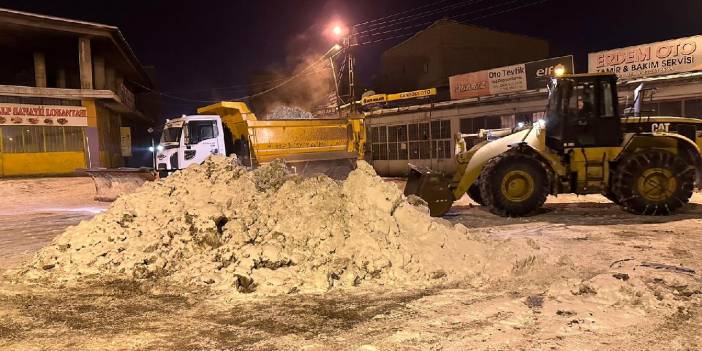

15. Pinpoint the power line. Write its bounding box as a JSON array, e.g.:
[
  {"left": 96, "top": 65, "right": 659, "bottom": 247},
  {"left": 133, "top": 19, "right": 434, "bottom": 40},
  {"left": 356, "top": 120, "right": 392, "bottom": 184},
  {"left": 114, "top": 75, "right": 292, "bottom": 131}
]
[
  {"left": 353, "top": 0, "right": 455, "bottom": 28},
  {"left": 231, "top": 50, "right": 338, "bottom": 101},
  {"left": 354, "top": 0, "right": 549, "bottom": 46},
  {"left": 164, "top": 66, "right": 332, "bottom": 95},
  {"left": 353, "top": 0, "right": 486, "bottom": 37},
  {"left": 354, "top": 0, "right": 491, "bottom": 41},
  {"left": 463, "top": 0, "right": 551, "bottom": 22},
  {"left": 131, "top": 50, "right": 339, "bottom": 104}
]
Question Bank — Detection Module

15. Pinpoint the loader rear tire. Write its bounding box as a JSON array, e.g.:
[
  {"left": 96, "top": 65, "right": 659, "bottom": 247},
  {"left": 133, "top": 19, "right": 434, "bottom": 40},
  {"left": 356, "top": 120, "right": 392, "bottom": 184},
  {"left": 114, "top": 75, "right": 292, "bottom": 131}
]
[
  {"left": 479, "top": 153, "right": 549, "bottom": 217},
  {"left": 612, "top": 149, "right": 695, "bottom": 215},
  {"left": 467, "top": 184, "right": 484, "bottom": 205}
]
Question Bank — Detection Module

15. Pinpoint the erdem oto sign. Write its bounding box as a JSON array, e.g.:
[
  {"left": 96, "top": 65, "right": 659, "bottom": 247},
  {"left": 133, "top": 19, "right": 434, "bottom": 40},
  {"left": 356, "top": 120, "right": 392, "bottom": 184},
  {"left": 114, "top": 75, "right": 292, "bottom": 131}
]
[
  {"left": 588, "top": 35, "right": 702, "bottom": 79},
  {"left": 449, "top": 55, "right": 574, "bottom": 100}
]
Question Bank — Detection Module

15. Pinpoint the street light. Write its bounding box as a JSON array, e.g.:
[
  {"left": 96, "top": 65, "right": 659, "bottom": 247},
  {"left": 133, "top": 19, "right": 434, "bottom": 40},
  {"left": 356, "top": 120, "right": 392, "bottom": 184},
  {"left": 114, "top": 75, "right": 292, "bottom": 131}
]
[{"left": 327, "top": 23, "right": 347, "bottom": 41}]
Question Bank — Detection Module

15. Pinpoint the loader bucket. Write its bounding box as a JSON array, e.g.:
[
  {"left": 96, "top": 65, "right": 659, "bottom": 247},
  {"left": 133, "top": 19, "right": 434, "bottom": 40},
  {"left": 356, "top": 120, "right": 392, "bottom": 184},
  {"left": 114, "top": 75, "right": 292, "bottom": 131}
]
[
  {"left": 83, "top": 168, "right": 158, "bottom": 202},
  {"left": 403, "top": 164, "right": 454, "bottom": 217}
]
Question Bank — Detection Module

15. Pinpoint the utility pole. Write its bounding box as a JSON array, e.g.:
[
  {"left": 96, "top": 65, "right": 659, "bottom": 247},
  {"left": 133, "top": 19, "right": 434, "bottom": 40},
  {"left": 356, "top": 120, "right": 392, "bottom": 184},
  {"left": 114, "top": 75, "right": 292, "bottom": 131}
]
[
  {"left": 346, "top": 28, "right": 356, "bottom": 114},
  {"left": 329, "top": 57, "right": 341, "bottom": 117}
]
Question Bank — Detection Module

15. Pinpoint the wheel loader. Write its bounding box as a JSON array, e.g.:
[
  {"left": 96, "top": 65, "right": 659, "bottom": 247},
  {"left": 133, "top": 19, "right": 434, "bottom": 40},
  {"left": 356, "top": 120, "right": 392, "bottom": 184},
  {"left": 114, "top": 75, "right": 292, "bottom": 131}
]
[{"left": 405, "top": 73, "right": 702, "bottom": 217}]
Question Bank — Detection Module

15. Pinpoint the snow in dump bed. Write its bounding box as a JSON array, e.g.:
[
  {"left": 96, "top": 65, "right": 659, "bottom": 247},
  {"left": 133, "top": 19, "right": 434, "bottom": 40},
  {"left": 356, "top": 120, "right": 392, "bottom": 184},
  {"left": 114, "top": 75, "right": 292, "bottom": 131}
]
[{"left": 21, "top": 156, "right": 534, "bottom": 295}]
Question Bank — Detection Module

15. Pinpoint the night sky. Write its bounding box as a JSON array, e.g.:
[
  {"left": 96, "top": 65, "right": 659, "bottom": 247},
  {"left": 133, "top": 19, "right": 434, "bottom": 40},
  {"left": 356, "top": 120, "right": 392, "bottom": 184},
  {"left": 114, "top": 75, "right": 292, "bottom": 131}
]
[{"left": 1, "top": 0, "right": 701, "bottom": 116}]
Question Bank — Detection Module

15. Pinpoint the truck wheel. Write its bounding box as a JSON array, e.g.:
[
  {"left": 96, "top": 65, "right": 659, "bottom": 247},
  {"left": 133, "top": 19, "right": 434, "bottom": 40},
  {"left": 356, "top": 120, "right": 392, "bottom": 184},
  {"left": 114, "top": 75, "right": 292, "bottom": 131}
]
[
  {"left": 612, "top": 149, "right": 695, "bottom": 215},
  {"left": 467, "top": 184, "right": 484, "bottom": 205},
  {"left": 479, "top": 153, "right": 549, "bottom": 217}
]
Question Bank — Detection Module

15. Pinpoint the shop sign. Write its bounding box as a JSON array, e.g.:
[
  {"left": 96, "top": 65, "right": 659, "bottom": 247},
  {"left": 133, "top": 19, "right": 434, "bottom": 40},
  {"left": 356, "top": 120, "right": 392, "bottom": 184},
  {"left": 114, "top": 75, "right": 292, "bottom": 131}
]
[
  {"left": 588, "top": 35, "right": 702, "bottom": 79},
  {"left": 387, "top": 88, "right": 437, "bottom": 101},
  {"left": 449, "top": 55, "right": 574, "bottom": 100},
  {"left": 0, "top": 103, "right": 88, "bottom": 127},
  {"left": 120, "top": 127, "right": 132, "bottom": 157},
  {"left": 361, "top": 93, "right": 387, "bottom": 105}
]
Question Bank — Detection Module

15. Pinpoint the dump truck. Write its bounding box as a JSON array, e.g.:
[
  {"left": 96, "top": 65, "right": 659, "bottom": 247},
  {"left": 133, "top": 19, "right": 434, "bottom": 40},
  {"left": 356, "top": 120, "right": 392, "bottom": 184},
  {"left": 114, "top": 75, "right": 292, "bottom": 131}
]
[
  {"left": 86, "top": 101, "right": 364, "bottom": 201},
  {"left": 155, "top": 101, "right": 365, "bottom": 179},
  {"left": 406, "top": 73, "right": 702, "bottom": 217}
]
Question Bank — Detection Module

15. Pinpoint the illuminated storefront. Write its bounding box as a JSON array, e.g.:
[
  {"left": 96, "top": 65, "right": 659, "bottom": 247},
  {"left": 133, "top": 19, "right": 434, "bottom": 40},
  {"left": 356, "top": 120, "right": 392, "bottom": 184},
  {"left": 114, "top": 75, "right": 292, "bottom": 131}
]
[
  {"left": 365, "top": 36, "right": 702, "bottom": 177},
  {"left": 0, "top": 8, "right": 158, "bottom": 177}
]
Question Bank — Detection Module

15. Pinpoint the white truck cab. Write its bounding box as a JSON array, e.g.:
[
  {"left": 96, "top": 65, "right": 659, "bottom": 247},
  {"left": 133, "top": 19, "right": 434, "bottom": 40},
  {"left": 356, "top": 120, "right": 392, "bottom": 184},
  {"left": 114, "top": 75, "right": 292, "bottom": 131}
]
[{"left": 156, "top": 115, "right": 226, "bottom": 172}]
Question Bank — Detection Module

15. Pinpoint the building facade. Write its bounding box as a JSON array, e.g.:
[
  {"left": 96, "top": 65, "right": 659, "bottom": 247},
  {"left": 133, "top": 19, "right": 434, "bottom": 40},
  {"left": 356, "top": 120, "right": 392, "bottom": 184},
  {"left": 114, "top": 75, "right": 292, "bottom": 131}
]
[
  {"left": 366, "top": 35, "right": 702, "bottom": 177},
  {"left": 378, "top": 19, "right": 549, "bottom": 95},
  {"left": 0, "top": 8, "right": 158, "bottom": 177}
]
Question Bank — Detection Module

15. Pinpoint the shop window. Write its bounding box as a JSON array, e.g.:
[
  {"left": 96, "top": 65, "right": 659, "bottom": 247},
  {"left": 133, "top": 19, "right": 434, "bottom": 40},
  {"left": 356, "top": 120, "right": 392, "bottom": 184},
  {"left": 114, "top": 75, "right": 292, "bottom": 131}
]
[
  {"left": 388, "top": 142, "right": 398, "bottom": 160},
  {"left": 1, "top": 126, "right": 23, "bottom": 153},
  {"left": 376, "top": 143, "right": 388, "bottom": 160},
  {"left": 431, "top": 140, "right": 452, "bottom": 159},
  {"left": 658, "top": 101, "right": 682, "bottom": 116},
  {"left": 459, "top": 116, "right": 501, "bottom": 148},
  {"left": 1, "top": 126, "right": 85, "bottom": 153},
  {"left": 409, "top": 141, "right": 420, "bottom": 159},
  {"left": 418, "top": 123, "right": 430, "bottom": 140},
  {"left": 44, "top": 127, "right": 64, "bottom": 152},
  {"left": 408, "top": 124, "right": 418, "bottom": 140},
  {"left": 64, "top": 127, "right": 85, "bottom": 151},
  {"left": 685, "top": 99, "right": 702, "bottom": 118},
  {"left": 419, "top": 141, "right": 430, "bottom": 159},
  {"left": 21, "top": 127, "right": 44, "bottom": 153},
  {"left": 386, "top": 125, "right": 408, "bottom": 160}
]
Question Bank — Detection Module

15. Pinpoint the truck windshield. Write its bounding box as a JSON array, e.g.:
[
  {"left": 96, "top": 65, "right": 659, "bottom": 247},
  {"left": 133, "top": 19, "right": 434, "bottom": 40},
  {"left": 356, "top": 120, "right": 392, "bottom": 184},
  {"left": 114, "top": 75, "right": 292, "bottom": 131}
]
[{"left": 161, "top": 127, "right": 182, "bottom": 143}]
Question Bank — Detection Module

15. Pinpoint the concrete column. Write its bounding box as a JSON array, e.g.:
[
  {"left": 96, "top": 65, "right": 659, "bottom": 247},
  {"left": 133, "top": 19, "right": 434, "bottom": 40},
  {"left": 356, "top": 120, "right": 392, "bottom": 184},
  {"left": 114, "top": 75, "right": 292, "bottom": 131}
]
[
  {"left": 105, "top": 66, "right": 116, "bottom": 91},
  {"left": 78, "top": 37, "right": 93, "bottom": 90},
  {"left": 33, "top": 52, "right": 47, "bottom": 88},
  {"left": 93, "top": 56, "right": 105, "bottom": 90},
  {"left": 56, "top": 69, "right": 67, "bottom": 88},
  {"left": 82, "top": 100, "right": 101, "bottom": 168}
]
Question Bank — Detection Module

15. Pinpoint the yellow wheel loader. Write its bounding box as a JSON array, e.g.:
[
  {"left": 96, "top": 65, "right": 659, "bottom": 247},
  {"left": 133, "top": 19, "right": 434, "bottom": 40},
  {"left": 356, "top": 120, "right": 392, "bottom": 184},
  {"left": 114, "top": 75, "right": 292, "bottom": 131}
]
[{"left": 406, "top": 73, "right": 702, "bottom": 217}]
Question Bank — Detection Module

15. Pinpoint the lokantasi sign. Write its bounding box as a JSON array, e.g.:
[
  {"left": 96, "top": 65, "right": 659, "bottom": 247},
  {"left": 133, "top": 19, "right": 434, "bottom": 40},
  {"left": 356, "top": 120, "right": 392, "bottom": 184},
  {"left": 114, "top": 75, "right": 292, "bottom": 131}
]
[
  {"left": 0, "top": 103, "right": 88, "bottom": 127},
  {"left": 449, "top": 56, "right": 574, "bottom": 100},
  {"left": 588, "top": 35, "right": 702, "bottom": 79}
]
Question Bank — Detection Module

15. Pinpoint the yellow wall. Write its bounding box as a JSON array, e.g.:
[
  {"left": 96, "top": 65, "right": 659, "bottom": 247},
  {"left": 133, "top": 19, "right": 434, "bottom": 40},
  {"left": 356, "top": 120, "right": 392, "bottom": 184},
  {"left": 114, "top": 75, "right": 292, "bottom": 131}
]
[{"left": 1, "top": 151, "right": 86, "bottom": 176}]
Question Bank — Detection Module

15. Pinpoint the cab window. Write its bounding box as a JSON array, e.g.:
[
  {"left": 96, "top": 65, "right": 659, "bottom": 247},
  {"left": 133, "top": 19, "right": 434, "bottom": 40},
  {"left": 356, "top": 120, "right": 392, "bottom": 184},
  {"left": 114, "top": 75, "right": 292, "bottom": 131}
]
[
  {"left": 599, "top": 80, "right": 615, "bottom": 117},
  {"left": 186, "top": 120, "right": 218, "bottom": 144}
]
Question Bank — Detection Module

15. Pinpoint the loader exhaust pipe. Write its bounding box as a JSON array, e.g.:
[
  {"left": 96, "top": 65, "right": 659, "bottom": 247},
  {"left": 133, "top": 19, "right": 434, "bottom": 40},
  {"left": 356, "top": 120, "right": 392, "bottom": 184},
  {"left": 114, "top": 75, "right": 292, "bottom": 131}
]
[{"left": 403, "top": 164, "right": 455, "bottom": 217}]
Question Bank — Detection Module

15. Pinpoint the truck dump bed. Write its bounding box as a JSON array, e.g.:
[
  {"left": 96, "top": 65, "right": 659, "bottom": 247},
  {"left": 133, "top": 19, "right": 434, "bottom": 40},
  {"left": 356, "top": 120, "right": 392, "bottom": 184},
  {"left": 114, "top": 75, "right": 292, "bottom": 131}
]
[{"left": 198, "top": 102, "right": 364, "bottom": 179}]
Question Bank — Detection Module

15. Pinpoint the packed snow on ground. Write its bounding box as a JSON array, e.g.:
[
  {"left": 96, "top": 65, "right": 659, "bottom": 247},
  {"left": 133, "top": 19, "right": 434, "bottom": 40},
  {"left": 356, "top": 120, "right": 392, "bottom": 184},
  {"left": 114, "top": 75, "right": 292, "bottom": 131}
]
[{"left": 19, "top": 156, "right": 535, "bottom": 295}]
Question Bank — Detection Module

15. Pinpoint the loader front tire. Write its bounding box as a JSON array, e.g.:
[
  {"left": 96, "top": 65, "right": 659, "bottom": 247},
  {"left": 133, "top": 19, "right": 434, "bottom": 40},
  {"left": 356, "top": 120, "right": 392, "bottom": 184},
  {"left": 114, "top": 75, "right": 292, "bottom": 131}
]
[
  {"left": 612, "top": 149, "right": 695, "bottom": 215},
  {"left": 479, "top": 153, "right": 549, "bottom": 217},
  {"left": 467, "top": 184, "right": 484, "bottom": 205}
]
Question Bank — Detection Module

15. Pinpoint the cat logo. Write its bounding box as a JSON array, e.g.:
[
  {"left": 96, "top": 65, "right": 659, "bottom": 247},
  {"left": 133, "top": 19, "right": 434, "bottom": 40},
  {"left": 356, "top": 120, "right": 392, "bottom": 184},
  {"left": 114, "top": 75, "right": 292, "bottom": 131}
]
[{"left": 651, "top": 122, "right": 671, "bottom": 133}]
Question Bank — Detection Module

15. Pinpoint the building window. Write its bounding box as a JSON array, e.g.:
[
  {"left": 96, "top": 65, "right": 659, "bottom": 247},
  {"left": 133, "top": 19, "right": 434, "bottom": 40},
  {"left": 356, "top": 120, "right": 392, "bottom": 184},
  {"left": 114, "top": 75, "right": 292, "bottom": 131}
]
[
  {"left": 386, "top": 125, "right": 408, "bottom": 160},
  {"left": 369, "top": 121, "right": 453, "bottom": 161},
  {"left": 430, "top": 120, "right": 452, "bottom": 159},
  {"left": 685, "top": 99, "right": 702, "bottom": 118},
  {"left": 0, "top": 126, "right": 84, "bottom": 153},
  {"left": 370, "top": 126, "right": 387, "bottom": 160},
  {"left": 460, "top": 116, "right": 501, "bottom": 147},
  {"left": 658, "top": 100, "right": 682, "bottom": 116},
  {"left": 408, "top": 122, "right": 430, "bottom": 160}
]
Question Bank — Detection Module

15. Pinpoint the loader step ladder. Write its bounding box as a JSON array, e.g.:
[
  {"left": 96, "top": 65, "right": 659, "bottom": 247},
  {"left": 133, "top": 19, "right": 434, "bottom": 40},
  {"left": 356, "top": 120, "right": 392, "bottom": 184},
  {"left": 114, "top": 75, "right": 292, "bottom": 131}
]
[{"left": 582, "top": 150, "right": 608, "bottom": 191}]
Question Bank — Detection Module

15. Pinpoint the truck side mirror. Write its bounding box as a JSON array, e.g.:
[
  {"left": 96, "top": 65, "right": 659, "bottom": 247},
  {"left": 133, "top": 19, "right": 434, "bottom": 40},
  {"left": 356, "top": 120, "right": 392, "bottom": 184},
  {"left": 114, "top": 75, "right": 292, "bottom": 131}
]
[{"left": 183, "top": 122, "right": 190, "bottom": 145}]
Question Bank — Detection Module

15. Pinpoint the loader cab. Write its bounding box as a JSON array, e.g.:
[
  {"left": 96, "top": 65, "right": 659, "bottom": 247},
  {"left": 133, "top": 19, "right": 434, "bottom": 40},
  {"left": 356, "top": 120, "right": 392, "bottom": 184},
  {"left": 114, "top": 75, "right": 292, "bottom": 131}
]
[{"left": 545, "top": 74, "right": 621, "bottom": 151}]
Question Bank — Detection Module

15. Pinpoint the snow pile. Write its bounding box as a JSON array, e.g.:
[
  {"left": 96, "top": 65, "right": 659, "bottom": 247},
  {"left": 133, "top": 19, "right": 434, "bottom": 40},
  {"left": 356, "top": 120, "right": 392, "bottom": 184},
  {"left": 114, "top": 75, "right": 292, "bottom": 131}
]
[
  {"left": 21, "top": 156, "right": 531, "bottom": 295},
  {"left": 265, "top": 105, "right": 314, "bottom": 120}
]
